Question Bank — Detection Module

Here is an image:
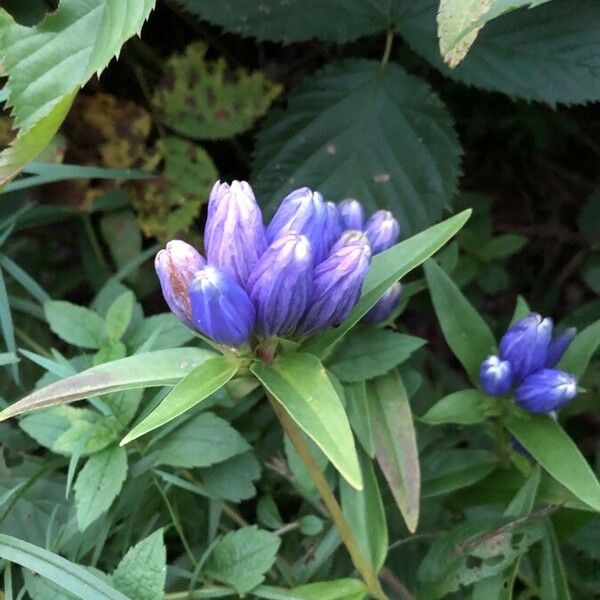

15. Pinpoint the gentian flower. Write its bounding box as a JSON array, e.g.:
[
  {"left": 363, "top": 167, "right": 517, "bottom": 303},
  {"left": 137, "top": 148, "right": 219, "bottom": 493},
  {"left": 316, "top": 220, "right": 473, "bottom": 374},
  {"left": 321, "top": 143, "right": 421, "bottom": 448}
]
[
  {"left": 362, "top": 282, "right": 402, "bottom": 325},
  {"left": 323, "top": 201, "right": 344, "bottom": 257},
  {"left": 204, "top": 180, "right": 267, "bottom": 287},
  {"left": 189, "top": 266, "right": 255, "bottom": 347},
  {"left": 155, "top": 240, "right": 206, "bottom": 329},
  {"left": 247, "top": 233, "right": 313, "bottom": 337},
  {"left": 499, "top": 313, "right": 553, "bottom": 381},
  {"left": 297, "top": 231, "right": 371, "bottom": 336},
  {"left": 545, "top": 327, "right": 577, "bottom": 368},
  {"left": 515, "top": 369, "right": 578, "bottom": 413},
  {"left": 479, "top": 355, "right": 513, "bottom": 396},
  {"left": 364, "top": 210, "right": 400, "bottom": 254},
  {"left": 338, "top": 199, "right": 365, "bottom": 231},
  {"left": 266, "top": 188, "right": 327, "bottom": 263}
]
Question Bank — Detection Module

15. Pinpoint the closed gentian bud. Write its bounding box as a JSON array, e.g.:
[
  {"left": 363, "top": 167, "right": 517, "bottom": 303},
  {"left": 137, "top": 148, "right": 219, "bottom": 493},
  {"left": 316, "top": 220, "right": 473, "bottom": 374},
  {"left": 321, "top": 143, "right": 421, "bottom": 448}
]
[
  {"left": 204, "top": 180, "right": 267, "bottom": 287},
  {"left": 266, "top": 187, "right": 327, "bottom": 263},
  {"left": 297, "top": 231, "right": 371, "bottom": 336},
  {"left": 479, "top": 355, "right": 513, "bottom": 396},
  {"left": 365, "top": 210, "right": 400, "bottom": 254},
  {"left": 247, "top": 233, "right": 313, "bottom": 337},
  {"left": 362, "top": 282, "right": 402, "bottom": 325},
  {"left": 189, "top": 266, "right": 255, "bottom": 347},
  {"left": 515, "top": 369, "right": 578, "bottom": 413},
  {"left": 323, "top": 201, "right": 343, "bottom": 256},
  {"left": 155, "top": 240, "right": 206, "bottom": 329},
  {"left": 545, "top": 327, "right": 577, "bottom": 367},
  {"left": 338, "top": 199, "right": 365, "bottom": 231},
  {"left": 499, "top": 313, "right": 553, "bottom": 381}
]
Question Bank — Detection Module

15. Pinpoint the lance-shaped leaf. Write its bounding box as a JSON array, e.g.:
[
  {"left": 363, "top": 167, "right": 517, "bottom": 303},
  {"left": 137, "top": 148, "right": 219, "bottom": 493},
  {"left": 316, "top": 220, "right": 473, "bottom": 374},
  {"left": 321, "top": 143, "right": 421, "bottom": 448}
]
[
  {"left": 422, "top": 389, "right": 501, "bottom": 426},
  {"left": 505, "top": 412, "right": 600, "bottom": 512},
  {"left": 557, "top": 318, "right": 600, "bottom": 379},
  {"left": 0, "top": 348, "right": 215, "bottom": 421},
  {"left": 251, "top": 352, "right": 362, "bottom": 490},
  {"left": 369, "top": 371, "right": 420, "bottom": 532},
  {"left": 121, "top": 355, "right": 241, "bottom": 445},
  {"left": 303, "top": 210, "right": 471, "bottom": 359}
]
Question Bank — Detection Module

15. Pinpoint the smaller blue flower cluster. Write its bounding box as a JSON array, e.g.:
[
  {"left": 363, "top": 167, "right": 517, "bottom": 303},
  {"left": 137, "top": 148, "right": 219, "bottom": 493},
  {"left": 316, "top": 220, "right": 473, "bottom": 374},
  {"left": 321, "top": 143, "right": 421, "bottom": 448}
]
[
  {"left": 479, "top": 313, "right": 578, "bottom": 414},
  {"left": 155, "top": 181, "right": 402, "bottom": 348}
]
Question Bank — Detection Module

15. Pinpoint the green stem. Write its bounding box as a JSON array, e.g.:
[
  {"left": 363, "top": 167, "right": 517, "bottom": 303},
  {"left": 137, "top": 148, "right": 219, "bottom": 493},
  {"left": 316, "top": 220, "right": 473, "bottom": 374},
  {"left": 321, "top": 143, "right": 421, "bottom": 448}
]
[
  {"left": 267, "top": 394, "right": 389, "bottom": 600},
  {"left": 381, "top": 30, "right": 395, "bottom": 68}
]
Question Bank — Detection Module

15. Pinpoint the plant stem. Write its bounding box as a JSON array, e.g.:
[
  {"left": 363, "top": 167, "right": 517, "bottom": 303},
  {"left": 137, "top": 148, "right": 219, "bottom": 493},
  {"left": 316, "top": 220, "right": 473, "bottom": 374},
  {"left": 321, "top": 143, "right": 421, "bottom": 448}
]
[
  {"left": 267, "top": 394, "right": 389, "bottom": 600},
  {"left": 381, "top": 30, "right": 395, "bottom": 68}
]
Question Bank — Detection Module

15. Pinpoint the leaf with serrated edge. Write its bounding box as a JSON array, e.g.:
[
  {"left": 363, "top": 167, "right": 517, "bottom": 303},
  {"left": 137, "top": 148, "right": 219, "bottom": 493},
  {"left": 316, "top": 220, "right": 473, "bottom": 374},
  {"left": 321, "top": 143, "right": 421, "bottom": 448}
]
[{"left": 0, "top": 348, "right": 215, "bottom": 421}]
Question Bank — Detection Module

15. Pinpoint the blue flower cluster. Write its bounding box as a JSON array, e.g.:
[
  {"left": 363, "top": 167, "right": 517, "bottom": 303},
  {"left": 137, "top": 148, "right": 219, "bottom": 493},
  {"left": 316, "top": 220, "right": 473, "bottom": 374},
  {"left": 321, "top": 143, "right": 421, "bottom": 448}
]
[
  {"left": 479, "top": 313, "right": 578, "bottom": 413},
  {"left": 155, "top": 181, "right": 402, "bottom": 348}
]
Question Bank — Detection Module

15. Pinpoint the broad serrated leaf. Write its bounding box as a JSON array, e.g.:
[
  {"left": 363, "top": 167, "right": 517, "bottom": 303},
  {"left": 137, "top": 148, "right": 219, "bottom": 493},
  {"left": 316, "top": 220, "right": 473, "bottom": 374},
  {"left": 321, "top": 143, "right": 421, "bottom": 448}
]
[
  {"left": 201, "top": 451, "right": 262, "bottom": 502},
  {"left": 125, "top": 313, "right": 196, "bottom": 350},
  {"left": 170, "top": 0, "right": 400, "bottom": 44},
  {"left": 398, "top": 0, "right": 600, "bottom": 104},
  {"left": 74, "top": 445, "right": 128, "bottom": 530},
  {"left": 253, "top": 59, "right": 461, "bottom": 235},
  {"left": 153, "top": 42, "right": 281, "bottom": 140},
  {"left": 112, "top": 530, "right": 166, "bottom": 600},
  {"left": 328, "top": 329, "right": 426, "bottom": 382},
  {"left": 44, "top": 301, "right": 106, "bottom": 349},
  {"left": 105, "top": 292, "right": 134, "bottom": 342},
  {"left": 131, "top": 136, "right": 217, "bottom": 240},
  {"left": 155, "top": 411, "right": 249, "bottom": 468},
  {"left": 204, "top": 526, "right": 281, "bottom": 594}
]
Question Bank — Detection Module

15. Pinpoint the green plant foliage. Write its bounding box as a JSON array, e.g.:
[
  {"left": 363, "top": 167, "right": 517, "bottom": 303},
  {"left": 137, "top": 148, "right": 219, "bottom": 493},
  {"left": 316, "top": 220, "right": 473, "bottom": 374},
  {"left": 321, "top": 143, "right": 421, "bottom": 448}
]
[
  {"left": 203, "top": 526, "right": 281, "bottom": 594},
  {"left": 397, "top": 0, "right": 600, "bottom": 104},
  {"left": 421, "top": 389, "right": 501, "bottom": 425},
  {"left": 253, "top": 59, "right": 462, "bottom": 235},
  {"left": 202, "top": 451, "right": 262, "bottom": 502},
  {"left": 153, "top": 42, "right": 282, "bottom": 141}
]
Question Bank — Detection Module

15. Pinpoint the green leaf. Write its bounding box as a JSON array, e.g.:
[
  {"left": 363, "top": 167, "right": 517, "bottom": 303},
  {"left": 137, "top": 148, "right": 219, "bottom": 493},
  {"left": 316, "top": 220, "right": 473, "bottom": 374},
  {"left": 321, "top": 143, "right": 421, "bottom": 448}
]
[
  {"left": 328, "top": 330, "right": 426, "bottom": 383},
  {"left": 153, "top": 42, "right": 281, "bottom": 140},
  {"left": 254, "top": 59, "right": 461, "bottom": 236},
  {"left": 510, "top": 295, "right": 531, "bottom": 325},
  {"left": 172, "top": 0, "right": 400, "bottom": 43},
  {"left": 155, "top": 411, "right": 249, "bottom": 468},
  {"left": 369, "top": 371, "right": 420, "bottom": 532},
  {"left": 0, "top": 0, "right": 58, "bottom": 26},
  {"left": 540, "top": 520, "right": 572, "bottom": 600},
  {"left": 1, "top": 347, "right": 214, "bottom": 421},
  {"left": 0, "top": 533, "right": 128, "bottom": 600},
  {"left": 287, "top": 579, "right": 367, "bottom": 600},
  {"left": 298, "top": 515, "right": 324, "bottom": 536},
  {"left": 112, "top": 529, "right": 166, "bottom": 600},
  {"left": 557, "top": 318, "right": 600, "bottom": 379},
  {"left": 126, "top": 313, "right": 195, "bottom": 351},
  {"left": 204, "top": 526, "right": 281, "bottom": 595},
  {"left": 0, "top": 0, "right": 155, "bottom": 131},
  {"left": 121, "top": 355, "right": 240, "bottom": 445},
  {"left": 74, "top": 445, "right": 128, "bottom": 530},
  {"left": 424, "top": 258, "right": 496, "bottom": 384},
  {"left": 201, "top": 451, "right": 261, "bottom": 502},
  {"left": 105, "top": 292, "right": 134, "bottom": 342},
  {"left": 251, "top": 352, "right": 362, "bottom": 490},
  {"left": 481, "top": 234, "right": 527, "bottom": 260},
  {"left": 344, "top": 381, "right": 374, "bottom": 457},
  {"left": 421, "top": 389, "right": 501, "bottom": 425},
  {"left": 0, "top": 266, "right": 17, "bottom": 382},
  {"left": 100, "top": 210, "right": 143, "bottom": 279},
  {"left": 303, "top": 210, "right": 471, "bottom": 358},
  {"left": 397, "top": 0, "right": 600, "bottom": 104},
  {"left": 421, "top": 449, "right": 498, "bottom": 498},
  {"left": 505, "top": 412, "right": 600, "bottom": 512},
  {"left": 340, "top": 449, "right": 388, "bottom": 572},
  {"left": 44, "top": 301, "right": 106, "bottom": 349}
]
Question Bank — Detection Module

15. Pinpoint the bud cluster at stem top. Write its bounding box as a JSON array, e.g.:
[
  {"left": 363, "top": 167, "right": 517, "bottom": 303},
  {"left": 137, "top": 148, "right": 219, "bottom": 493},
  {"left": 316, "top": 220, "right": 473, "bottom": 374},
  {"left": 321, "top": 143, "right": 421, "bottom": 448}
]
[
  {"left": 478, "top": 313, "right": 578, "bottom": 414},
  {"left": 155, "top": 181, "right": 404, "bottom": 348}
]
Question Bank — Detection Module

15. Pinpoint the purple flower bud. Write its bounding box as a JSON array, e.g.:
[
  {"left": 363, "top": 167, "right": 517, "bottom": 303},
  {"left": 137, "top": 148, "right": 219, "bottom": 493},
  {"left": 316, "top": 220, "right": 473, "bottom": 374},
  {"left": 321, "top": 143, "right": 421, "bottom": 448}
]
[
  {"left": 365, "top": 210, "right": 400, "bottom": 254},
  {"left": 204, "top": 180, "right": 267, "bottom": 287},
  {"left": 545, "top": 327, "right": 577, "bottom": 368},
  {"left": 155, "top": 240, "right": 206, "bottom": 329},
  {"left": 323, "top": 201, "right": 343, "bottom": 256},
  {"left": 479, "top": 355, "right": 513, "bottom": 396},
  {"left": 247, "top": 233, "right": 313, "bottom": 337},
  {"left": 297, "top": 231, "right": 371, "bottom": 336},
  {"left": 267, "top": 188, "right": 328, "bottom": 264},
  {"left": 515, "top": 369, "right": 578, "bottom": 413},
  {"left": 338, "top": 199, "right": 365, "bottom": 231},
  {"left": 499, "top": 313, "right": 553, "bottom": 381},
  {"left": 362, "top": 282, "right": 402, "bottom": 325},
  {"left": 189, "top": 266, "right": 255, "bottom": 347}
]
